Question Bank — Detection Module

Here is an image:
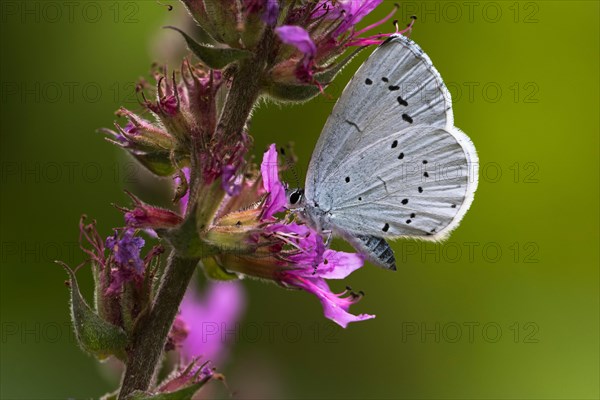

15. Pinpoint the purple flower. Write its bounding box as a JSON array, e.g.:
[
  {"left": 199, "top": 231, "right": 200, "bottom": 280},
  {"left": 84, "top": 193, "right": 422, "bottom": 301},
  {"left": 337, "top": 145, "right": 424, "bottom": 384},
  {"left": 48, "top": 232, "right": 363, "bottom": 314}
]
[
  {"left": 105, "top": 229, "right": 145, "bottom": 273},
  {"left": 268, "top": 223, "right": 373, "bottom": 328},
  {"left": 314, "top": 0, "right": 383, "bottom": 37},
  {"left": 284, "top": 275, "right": 373, "bottom": 328},
  {"left": 269, "top": 1, "right": 402, "bottom": 87},
  {"left": 262, "top": 0, "right": 280, "bottom": 25},
  {"left": 179, "top": 281, "right": 245, "bottom": 363},
  {"left": 221, "top": 164, "right": 242, "bottom": 197},
  {"left": 104, "top": 229, "right": 147, "bottom": 295},
  {"left": 260, "top": 144, "right": 286, "bottom": 220},
  {"left": 211, "top": 146, "right": 373, "bottom": 328},
  {"left": 274, "top": 25, "right": 317, "bottom": 60}
]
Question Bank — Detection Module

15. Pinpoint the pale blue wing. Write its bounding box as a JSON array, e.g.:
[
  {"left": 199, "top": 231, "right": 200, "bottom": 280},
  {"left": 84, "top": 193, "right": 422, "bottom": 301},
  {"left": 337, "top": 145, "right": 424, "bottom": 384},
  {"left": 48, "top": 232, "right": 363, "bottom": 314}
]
[{"left": 324, "top": 124, "right": 478, "bottom": 240}]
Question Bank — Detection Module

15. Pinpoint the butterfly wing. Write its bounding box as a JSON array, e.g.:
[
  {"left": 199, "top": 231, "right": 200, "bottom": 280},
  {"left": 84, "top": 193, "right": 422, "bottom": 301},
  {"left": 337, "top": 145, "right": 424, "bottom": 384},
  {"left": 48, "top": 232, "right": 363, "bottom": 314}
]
[
  {"left": 323, "top": 124, "right": 477, "bottom": 240},
  {"left": 306, "top": 34, "right": 478, "bottom": 241}
]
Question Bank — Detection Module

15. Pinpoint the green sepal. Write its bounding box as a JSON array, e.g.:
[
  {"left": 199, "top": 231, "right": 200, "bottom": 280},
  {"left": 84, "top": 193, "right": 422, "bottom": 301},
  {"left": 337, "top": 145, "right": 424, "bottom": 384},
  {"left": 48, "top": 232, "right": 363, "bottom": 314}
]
[
  {"left": 132, "top": 151, "right": 175, "bottom": 177},
  {"left": 161, "top": 210, "right": 218, "bottom": 259},
  {"left": 164, "top": 26, "right": 251, "bottom": 70},
  {"left": 57, "top": 262, "right": 128, "bottom": 361},
  {"left": 264, "top": 47, "right": 365, "bottom": 102},
  {"left": 202, "top": 258, "right": 239, "bottom": 281},
  {"left": 201, "top": 0, "right": 238, "bottom": 47}
]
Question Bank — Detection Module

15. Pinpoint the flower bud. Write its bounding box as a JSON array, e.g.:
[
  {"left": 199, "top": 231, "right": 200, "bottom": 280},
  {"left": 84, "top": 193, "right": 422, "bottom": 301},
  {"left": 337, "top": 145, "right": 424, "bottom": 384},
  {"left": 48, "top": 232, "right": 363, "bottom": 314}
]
[
  {"left": 119, "top": 191, "right": 184, "bottom": 230},
  {"left": 180, "top": 0, "right": 281, "bottom": 50}
]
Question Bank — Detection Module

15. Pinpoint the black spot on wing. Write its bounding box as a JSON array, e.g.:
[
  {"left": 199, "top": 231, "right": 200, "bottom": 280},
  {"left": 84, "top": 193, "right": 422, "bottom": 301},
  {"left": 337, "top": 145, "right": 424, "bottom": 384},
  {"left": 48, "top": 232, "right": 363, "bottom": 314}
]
[
  {"left": 382, "top": 223, "right": 390, "bottom": 232},
  {"left": 397, "top": 96, "right": 408, "bottom": 106},
  {"left": 388, "top": 85, "right": 400, "bottom": 91},
  {"left": 402, "top": 114, "right": 413, "bottom": 123},
  {"left": 391, "top": 140, "right": 398, "bottom": 148},
  {"left": 365, "top": 78, "right": 373, "bottom": 85}
]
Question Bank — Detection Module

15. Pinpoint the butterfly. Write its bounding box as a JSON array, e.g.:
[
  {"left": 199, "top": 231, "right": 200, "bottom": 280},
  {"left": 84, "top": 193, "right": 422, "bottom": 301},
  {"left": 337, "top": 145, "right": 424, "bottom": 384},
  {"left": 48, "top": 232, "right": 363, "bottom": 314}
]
[{"left": 287, "top": 34, "right": 479, "bottom": 270}]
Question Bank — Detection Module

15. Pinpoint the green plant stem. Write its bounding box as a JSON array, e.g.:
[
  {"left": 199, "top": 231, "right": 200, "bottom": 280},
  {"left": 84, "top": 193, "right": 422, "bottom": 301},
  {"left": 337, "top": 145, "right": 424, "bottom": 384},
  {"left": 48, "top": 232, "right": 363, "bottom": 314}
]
[
  {"left": 118, "top": 252, "right": 198, "bottom": 398},
  {"left": 216, "top": 28, "right": 274, "bottom": 143},
  {"left": 117, "top": 28, "right": 275, "bottom": 399}
]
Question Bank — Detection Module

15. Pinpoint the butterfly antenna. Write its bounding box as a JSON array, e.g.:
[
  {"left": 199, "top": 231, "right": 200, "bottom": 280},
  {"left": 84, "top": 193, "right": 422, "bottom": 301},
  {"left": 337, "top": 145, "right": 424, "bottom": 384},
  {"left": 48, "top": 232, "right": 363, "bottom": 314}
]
[{"left": 279, "top": 145, "right": 301, "bottom": 188}]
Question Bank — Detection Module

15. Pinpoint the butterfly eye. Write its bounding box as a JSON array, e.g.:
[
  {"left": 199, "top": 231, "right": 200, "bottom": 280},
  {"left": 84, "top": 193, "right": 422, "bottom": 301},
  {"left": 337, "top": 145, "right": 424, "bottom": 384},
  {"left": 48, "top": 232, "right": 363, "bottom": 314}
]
[{"left": 289, "top": 190, "right": 302, "bottom": 205}]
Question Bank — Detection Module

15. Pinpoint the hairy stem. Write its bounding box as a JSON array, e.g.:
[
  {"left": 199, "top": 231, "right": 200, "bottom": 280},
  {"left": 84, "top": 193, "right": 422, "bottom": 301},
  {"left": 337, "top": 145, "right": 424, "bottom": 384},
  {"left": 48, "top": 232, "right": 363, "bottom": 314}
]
[
  {"left": 217, "top": 28, "right": 274, "bottom": 142},
  {"left": 118, "top": 252, "right": 198, "bottom": 398}
]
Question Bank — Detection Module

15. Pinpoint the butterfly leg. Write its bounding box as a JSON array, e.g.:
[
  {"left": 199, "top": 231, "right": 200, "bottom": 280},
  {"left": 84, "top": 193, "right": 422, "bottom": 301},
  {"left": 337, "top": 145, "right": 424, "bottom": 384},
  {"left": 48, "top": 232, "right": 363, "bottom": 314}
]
[{"left": 322, "top": 230, "right": 333, "bottom": 248}]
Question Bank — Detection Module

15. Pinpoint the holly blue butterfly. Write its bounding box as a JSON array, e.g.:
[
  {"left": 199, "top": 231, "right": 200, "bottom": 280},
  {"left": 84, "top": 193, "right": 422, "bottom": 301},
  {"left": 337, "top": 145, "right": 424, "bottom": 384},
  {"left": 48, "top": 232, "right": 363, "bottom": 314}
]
[{"left": 287, "top": 34, "right": 479, "bottom": 270}]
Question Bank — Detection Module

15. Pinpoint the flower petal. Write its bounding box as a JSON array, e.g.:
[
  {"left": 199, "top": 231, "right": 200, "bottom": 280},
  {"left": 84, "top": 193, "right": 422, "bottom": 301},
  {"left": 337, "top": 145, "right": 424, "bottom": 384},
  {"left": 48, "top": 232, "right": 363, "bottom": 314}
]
[
  {"left": 105, "top": 229, "right": 145, "bottom": 273},
  {"left": 262, "top": 0, "right": 280, "bottom": 25},
  {"left": 286, "top": 276, "right": 375, "bottom": 328},
  {"left": 302, "top": 249, "right": 365, "bottom": 279},
  {"left": 180, "top": 281, "right": 245, "bottom": 363},
  {"left": 275, "top": 25, "right": 317, "bottom": 59},
  {"left": 260, "top": 144, "right": 286, "bottom": 219}
]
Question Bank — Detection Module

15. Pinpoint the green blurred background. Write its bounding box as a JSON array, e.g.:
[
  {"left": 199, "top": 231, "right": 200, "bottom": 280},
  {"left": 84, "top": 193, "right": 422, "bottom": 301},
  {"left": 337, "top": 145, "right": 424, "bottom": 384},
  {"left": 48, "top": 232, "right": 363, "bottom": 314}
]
[{"left": 1, "top": 1, "right": 598, "bottom": 398}]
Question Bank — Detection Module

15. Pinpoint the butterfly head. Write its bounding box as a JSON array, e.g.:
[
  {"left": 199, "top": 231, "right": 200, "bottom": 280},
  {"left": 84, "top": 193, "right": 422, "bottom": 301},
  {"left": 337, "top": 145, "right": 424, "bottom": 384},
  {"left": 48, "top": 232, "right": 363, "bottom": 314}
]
[{"left": 285, "top": 188, "right": 305, "bottom": 209}]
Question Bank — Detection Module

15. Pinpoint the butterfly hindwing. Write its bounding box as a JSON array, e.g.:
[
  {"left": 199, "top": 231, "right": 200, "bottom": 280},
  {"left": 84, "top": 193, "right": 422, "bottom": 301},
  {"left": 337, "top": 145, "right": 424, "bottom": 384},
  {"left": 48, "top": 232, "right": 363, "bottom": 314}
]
[{"left": 325, "top": 125, "right": 478, "bottom": 240}]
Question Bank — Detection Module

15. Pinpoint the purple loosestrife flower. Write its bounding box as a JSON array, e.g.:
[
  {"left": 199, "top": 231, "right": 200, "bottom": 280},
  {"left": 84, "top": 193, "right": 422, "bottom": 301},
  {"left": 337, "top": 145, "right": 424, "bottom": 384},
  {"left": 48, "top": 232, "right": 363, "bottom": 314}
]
[
  {"left": 101, "top": 61, "right": 242, "bottom": 189},
  {"left": 105, "top": 229, "right": 146, "bottom": 272},
  {"left": 206, "top": 145, "right": 374, "bottom": 328},
  {"left": 179, "top": 281, "right": 245, "bottom": 363},
  {"left": 76, "top": 217, "right": 164, "bottom": 333},
  {"left": 270, "top": 1, "right": 399, "bottom": 86},
  {"left": 262, "top": 0, "right": 280, "bottom": 25}
]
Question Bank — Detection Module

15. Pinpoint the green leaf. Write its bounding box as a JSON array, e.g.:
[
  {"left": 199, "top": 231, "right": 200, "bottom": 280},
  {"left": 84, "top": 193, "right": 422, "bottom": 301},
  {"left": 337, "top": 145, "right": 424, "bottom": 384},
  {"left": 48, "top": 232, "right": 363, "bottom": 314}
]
[
  {"left": 57, "top": 262, "right": 128, "bottom": 361},
  {"left": 264, "top": 47, "right": 365, "bottom": 102},
  {"left": 202, "top": 258, "right": 239, "bottom": 281},
  {"left": 132, "top": 151, "right": 175, "bottom": 177},
  {"left": 164, "top": 26, "right": 251, "bottom": 70}
]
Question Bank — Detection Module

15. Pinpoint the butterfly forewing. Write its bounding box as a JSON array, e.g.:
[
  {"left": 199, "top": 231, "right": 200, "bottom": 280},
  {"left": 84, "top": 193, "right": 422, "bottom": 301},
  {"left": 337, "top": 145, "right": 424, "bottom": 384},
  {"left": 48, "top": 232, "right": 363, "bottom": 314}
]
[{"left": 306, "top": 34, "right": 453, "bottom": 205}]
